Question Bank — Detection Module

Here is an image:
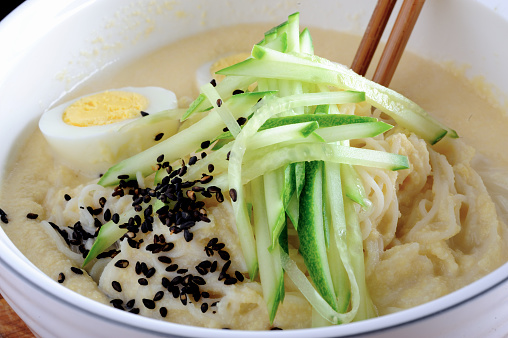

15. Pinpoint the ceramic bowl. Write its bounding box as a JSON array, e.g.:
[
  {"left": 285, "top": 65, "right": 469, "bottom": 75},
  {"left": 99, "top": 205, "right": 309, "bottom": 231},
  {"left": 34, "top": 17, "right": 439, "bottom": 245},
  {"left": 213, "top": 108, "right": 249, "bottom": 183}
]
[{"left": 1, "top": 1, "right": 508, "bottom": 337}]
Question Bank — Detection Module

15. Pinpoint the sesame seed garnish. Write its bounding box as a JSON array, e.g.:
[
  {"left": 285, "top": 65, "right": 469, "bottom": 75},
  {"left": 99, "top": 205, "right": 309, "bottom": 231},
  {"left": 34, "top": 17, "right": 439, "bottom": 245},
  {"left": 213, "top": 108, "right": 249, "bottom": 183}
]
[
  {"left": 201, "top": 303, "right": 208, "bottom": 313},
  {"left": 140, "top": 111, "right": 149, "bottom": 117},
  {"left": 158, "top": 256, "right": 172, "bottom": 264},
  {"left": 218, "top": 250, "right": 230, "bottom": 261},
  {"left": 216, "top": 98, "right": 222, "bottom": 107},
  {"left": 0, "top": 208, "right": 8, "bottom": 224},
  {"left": 160, "top": 306, "right": 168, "bottom": 317},
  {"left": 126, "top": 299, "right": 135, "bottom": 309},
  {"left": 114, "top": 260, "right": 129, "bottom": 268},
  {"left": 184, "top": 229, "right": 193, "bottom": 242},
  {"left": 207, "top": 164, "right": 214, "bottom": 173},
  {"left": 129, "top": 308, "right": 140, "bottom": 314},
  {"left": 145, "top": 267, "right": 156, "bottom": 278},
  {"left": 200, "top": 140, "right": 211, "bottom": 149},
  {"left": 235, "top": 271, "right": 245, "bottom": 282},
  {"left": 166, "top": 264, "right": 178, "bottom": 272},
  {"left": 157, "top": 154, "right": 165, "bottom": 163},
  {"left": 110, "top": 299, "right": 124, "bottom": 310},
  {"left": 201, "top": 152, "right": 207, "bottom": 159},
  {"left": 188, "top": 156, "right": 197, "bottom": 166},
  {"left": 224, "top": 277, "right": 237, "bottom": 285},
  {"left": 138, "top": 278, "right": 148, "bottom": 286},
  {"left": 57, "top": 272, "right": 65, "bottom": 283},
  {"left": 153, "top": 291, "right": 164, "bottom": 302},
  {"left": 112, "top": 213, "right": 120, "bottom": 224},
  {"left": 232, "top": 89, "right": 244, "bottom": 95},
  {"left": 142, "top": 298, "right": 156, "bottom": 309},
  {"left": 112, "top": 281, "right": 122, "bottom": 292},
  {"left": 210, "top": 79, "right": 217, "bottom": 87},
  {"left": 64, "top": 194, "right": 72, "bottom": 201},
  {"left": 237, "top": 117, "right": 247, "bottom": 125},
  {"left": 229, "top": 189, "right": 238, "bottom": 202},
  {"left": 26, "top": 213, "right": 38, "bottom": 220},
  {"left": 117, "top": 174, "right": 130, "bottom": 180},
  {"left": 180, "top": 293, "right": 188, "bottom": 306},
  {"left": 71, "top": 267, "right": 83, "bottom": 275},
  {"left": 154, "top": 133, "right": 164, "bottom": 141},
  {"left": 177, "top": 268, "right": 188, "bottom": 274}
]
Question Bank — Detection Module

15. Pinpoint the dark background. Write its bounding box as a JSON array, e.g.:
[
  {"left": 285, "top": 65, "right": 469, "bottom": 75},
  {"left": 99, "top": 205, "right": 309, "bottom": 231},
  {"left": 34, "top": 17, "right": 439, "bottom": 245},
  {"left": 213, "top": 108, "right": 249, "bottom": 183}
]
[{"left": 1, "top": 1, "right": 25, "bottom": 22}]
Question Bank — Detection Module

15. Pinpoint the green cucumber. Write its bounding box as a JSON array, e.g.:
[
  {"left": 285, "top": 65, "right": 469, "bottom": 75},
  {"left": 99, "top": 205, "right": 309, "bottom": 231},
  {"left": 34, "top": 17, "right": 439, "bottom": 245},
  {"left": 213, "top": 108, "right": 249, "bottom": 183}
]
[
  {"left": 314, "top": 121, "right": 393, "bottom": 142},
  {"left": 251, "top": 176, "right": 284, "bottom": 323},
  {"left": 200, "top": 83, "right": 242, "bottom": 137},
  {"left": 298, "top": 161, "right": 338, "bottom": 310},
  {"left": 217, "top": 46, "right": 454, "bottom": 144},
  {"left": 98, "top": 91, "right": 273, "bottom": 187}
]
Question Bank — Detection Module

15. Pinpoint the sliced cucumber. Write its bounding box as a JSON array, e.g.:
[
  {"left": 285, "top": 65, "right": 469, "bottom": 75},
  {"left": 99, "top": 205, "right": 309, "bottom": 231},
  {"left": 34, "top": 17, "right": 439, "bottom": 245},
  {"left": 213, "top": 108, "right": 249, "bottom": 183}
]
[
  {"left": 99, "top": 91, "right": 273, "bottom": 187},
  {"left": 298, "top": 161, "right": 338, "bottom": 310},
  {"left": 218, "top": 46, "right": 454, "bottom": 144}
]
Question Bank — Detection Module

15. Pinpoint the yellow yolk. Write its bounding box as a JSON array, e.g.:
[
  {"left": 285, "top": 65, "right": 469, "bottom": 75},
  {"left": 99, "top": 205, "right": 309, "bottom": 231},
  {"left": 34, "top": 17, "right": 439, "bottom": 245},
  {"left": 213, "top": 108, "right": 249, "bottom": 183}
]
[
  {"left": 210, "top": 53, "right": 251, "bottom": 83},
  {"left": 62, "top": 91, "right": 149, "bottom": 127}
]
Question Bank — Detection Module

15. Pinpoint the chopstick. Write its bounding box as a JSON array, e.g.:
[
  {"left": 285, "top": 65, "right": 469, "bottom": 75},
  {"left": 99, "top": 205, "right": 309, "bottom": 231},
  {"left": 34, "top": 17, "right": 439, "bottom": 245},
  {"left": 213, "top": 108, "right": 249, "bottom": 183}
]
[
  {"left": 352, "top": 0, "right": 425, "bottom": 87},
  {"left": 351, "top": 0, "right": 397, "bottom": 77}
]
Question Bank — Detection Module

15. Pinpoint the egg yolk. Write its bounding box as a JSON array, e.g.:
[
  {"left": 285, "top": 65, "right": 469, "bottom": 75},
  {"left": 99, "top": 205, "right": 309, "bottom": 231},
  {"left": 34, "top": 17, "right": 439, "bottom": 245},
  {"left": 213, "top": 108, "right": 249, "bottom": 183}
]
[
  {"left": 210, "top": 53, "right": 251, "bottom": 83},
  {"left": 63, "top": 91, "right": 149, "bottom": 127}
]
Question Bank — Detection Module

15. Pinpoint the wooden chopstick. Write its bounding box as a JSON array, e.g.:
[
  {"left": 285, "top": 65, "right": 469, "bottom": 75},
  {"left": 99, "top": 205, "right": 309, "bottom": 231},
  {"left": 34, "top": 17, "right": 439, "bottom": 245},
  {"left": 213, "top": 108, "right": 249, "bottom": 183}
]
[
  {"left": 351, "top": 0, "right": 397, "bottom": 77},
  {"left": 352, "top": 0, "right": 425, "bottom": 87}
]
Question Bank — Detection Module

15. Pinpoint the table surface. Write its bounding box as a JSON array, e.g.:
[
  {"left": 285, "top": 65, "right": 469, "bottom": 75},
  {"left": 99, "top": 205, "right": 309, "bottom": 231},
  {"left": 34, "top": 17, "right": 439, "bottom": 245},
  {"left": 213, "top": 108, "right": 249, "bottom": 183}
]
[{"left": 0, "top": 294, "right": 34, "bottom": 337}]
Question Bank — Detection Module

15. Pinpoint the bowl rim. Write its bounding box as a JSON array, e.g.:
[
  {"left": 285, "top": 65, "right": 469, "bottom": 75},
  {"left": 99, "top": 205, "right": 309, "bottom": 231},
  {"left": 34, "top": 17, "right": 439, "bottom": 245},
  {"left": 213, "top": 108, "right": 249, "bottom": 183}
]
[{"left": 1, "top": 0, "right": 508, "bottom": 336}]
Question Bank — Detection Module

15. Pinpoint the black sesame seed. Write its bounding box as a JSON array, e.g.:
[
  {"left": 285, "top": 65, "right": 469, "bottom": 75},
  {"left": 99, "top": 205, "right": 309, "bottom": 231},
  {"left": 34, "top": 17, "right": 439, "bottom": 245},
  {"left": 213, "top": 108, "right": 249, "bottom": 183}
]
[
  {"left": 153, "top": 290, "right": 164, "bottom": 302},
  {"left": 142, "top": 298, "right": 156, "bottom": 309},
  {"left": 129, "top": 308, "right": 140, "bottom": 314},
  {"left": 201, "top": 291, "right": 210, "bottom": 298},
  {"left": 177, "top": 268, "right": 189, "bottom": 275},
  {"left": 210, "top": 79, "right": 217, "bottom": 87},
  {"left": 183, "top": 229, "right": 193, "bottom": 242},
  {"left": 200, "top": 140, "right": 211, "bottom": 149},
  {"left": 114, "top": 260, "right": 129, "bottom": 268},
  {"left": 157, "top": 154, "right": 165, "bottom": 163},
  {"left": 201, "top": 152, "right": 207, "bottom": 159},
  {"left": 140, "top": 111, "right": 149, "bottom": 117},
  {"left": 192, "top": 276, "right": 206, "bottom": 285},
  {"left": 210, "top": 261, "right": 218, "bottom": 273},
  {"left": 237, "top": 117, "right": 247, "bottom": 125},
  {"left": 180, "top": 293, "right": 188, "bottom": 306},
  {"left": 64, "top": 194, "right": 72, "bottom": 201},
  {"left": 200, "top": 175, "right": 213, "bottom": 184},
  {"left": 117, "top": 174, "right": 130, "bottom": 180},
  {"left": 188, "top": 156, "right": 197, "bottom": 166},
  {"left": 229, "top": 188, "right": 237, "bottom": 202},
  {"left": 160, "top": 306, "right": 168, "bottom": 318},
  {"left": 99, "top": 197, "right": 107, "bottom": 208},
  {"left": 224, "top": 277, "right": 237, "bottom": 285},
  {"left": 270, "top": 327, "right": 283, "bottom": 330},
  {"left": 154, "top": 133, "right": 164, "bottom": 141},
  {"left": 218, "top": 250, "right": 230, "bottom": 261},
  {"left": 138, "top": 278, "right": 148, "bottom": 286},
  {"left": 166, "top": 264, "right": 178, "bottom": 272},
  {"left": 71, "top": 267, "right": 83, "bottom": 275},
  {"left": 232, "top": 89, "right": 244, "bottom": 95},
  {"left": 112, "top": 213, "right": 120, "bottom": 224},
  {"left": 145, "top": 267, "right": 156, "bottom": 278},
  {"left": 201, "top": 302, "right": 208, "bottom": 313},
  {"left": 103, "top": 209, "right": 112, "bottom": 222},
  {"left": 235, "top": 271, "right": 244, "bottom": 282},
  {"left": 216, "top": 191, "right": 224, "bottom": 203},
  {"left": 110, "top": 299, "right": 124, "bottom": 310},
  {"left": 0, "top": 214, "right": 8, "bottom": 224},
  {"left": 112, "top": 281, "right": 122, "bottom": 292},
  {"left": 57, "top": 273, "right": 65, "bottom": 283},
  {"left": 216, "top": 98, "right": 222, "bottom": 107},
  {"left": 126, "top": 299, "right": 136, "bottom": 309},
  {"left": 26, "top": 213, "right": 38, "bottom": 220},
  {"left": 158, "top": 256, "right": 172, "bottom": 264}
]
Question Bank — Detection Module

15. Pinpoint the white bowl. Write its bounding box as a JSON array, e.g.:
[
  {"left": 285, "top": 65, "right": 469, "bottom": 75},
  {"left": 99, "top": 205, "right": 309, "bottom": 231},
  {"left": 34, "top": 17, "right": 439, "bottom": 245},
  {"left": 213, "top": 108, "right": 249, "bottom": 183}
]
[{"left": 1, "top": 0, "right": 508, "bottom": 337}]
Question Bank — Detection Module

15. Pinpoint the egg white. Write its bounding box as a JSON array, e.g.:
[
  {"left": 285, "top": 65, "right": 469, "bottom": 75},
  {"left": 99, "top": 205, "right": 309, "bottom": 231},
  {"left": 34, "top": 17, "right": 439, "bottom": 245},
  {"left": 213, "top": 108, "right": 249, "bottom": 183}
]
[{"left": 39, "top": 86, "right": 178, "bottom": 177}]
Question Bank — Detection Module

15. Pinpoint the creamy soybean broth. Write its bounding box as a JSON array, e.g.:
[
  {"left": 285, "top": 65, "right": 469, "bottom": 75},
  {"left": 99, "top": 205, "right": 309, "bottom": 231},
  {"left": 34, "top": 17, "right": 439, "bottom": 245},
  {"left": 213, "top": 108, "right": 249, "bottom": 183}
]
[{"left": 1, "top": 23, "right": 508, "bottom": 326}]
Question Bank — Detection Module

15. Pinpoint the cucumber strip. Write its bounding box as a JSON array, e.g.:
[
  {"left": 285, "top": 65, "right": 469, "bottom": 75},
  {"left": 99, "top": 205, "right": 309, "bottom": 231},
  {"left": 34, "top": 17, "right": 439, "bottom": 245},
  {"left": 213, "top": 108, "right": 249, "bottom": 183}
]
[
  {"left": 200, "top": 82, "right": 242, "bottom": 137},
  {"left": 314, "top": 121, "right": 393, "bottom": 142},
  {"left": 242, "top": 142, "right": 409, "bottom": 175},
  {"left": 341, "top": 164, "right": 372, "bottom": 209},
  {"left": 343, "top": 197, "right": 377, "bottom": 321},
  {"left": 218, "top": 47, "right": 454, "bottom": 144},
  {"left": 98, "top": 91, "right": 273, "bottom": 187},
  {"left": 118, "top": 108, "right": 186, "bottom": 133},
  {"left": 299, "top": 27, "right": 314, "bottom": 55},
  {"left": 263, "top": 167, "right": 286, "bottom": 250},
  {"left": 251, "top": 177, "right": 284, "bottom": 323},
  {"left": 82, "top": 210, "right": 136, "bottom": 267},
  {"left": 323, "top": 162, "right": 358, "bottom": 323},
  {"left": 213, "top": 113, "right": 375, "bottom": 142},
  {"left": 298, "top": 161, "right": 338, "bottom": 310}
]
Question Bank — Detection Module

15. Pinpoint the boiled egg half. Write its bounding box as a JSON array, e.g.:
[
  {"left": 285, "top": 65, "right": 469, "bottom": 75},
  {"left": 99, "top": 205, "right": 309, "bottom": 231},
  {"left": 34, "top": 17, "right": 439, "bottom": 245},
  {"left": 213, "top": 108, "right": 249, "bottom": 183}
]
[{"left": 39, "top": 86, "right": 179, "bottom": 177}]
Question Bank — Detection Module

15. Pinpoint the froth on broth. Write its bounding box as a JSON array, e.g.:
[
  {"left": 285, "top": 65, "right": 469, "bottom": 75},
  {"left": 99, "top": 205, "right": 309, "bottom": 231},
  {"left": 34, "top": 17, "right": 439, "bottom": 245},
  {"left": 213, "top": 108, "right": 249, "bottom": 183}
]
[{"left": 1, "top": 24, "right": 507, "bottom": 329}]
